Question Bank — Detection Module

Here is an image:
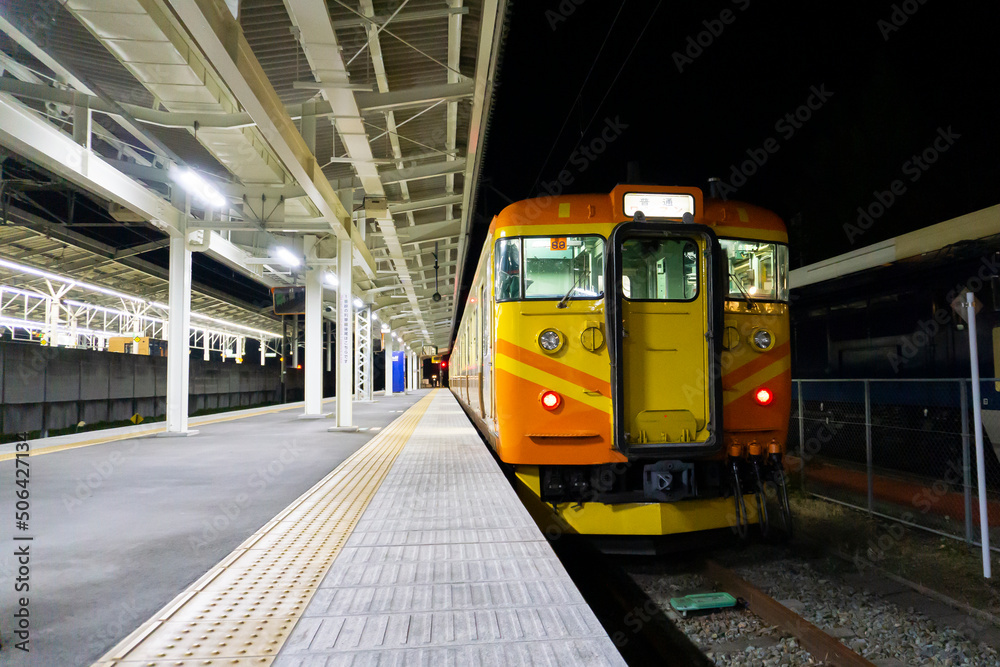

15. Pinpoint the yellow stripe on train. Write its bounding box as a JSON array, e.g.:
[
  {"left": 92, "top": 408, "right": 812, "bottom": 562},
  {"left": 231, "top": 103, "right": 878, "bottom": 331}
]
[{"left": 494, "top": 353, "right": 612, "bottom": 414}]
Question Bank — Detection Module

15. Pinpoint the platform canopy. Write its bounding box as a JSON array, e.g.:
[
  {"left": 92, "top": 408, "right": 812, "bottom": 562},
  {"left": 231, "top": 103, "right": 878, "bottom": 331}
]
[{"left": 0, "top": 0, "right": 508, "bottom": 352}]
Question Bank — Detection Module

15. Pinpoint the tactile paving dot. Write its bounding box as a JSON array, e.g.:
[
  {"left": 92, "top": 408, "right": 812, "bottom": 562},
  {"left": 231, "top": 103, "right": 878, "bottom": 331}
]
[
  {"left": 166, "top": 588, "right": 315, "bottom": 623},
  {"left": 94, "top": 393, "right": 436, "bottom": 667},
  {"left": 116, "top": 618, "right": 294, "bottom": 661}
]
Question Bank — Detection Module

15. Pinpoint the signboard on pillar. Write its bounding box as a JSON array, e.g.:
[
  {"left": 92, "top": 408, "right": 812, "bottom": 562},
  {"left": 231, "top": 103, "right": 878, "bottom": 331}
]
[
  {"left": 392, "top": 351, "right": 405, "bottom": 393},
  {"left": 339, "top": 291, "right": 351, "bottom": 367}
]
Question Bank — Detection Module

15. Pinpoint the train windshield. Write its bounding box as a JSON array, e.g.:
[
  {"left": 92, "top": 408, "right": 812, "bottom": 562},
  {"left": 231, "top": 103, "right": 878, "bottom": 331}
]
[
  {"left": 495, "top": 236, "right": 605, "bottom": 302},
  {"left": 720, "top": 239, "right": 789, "bottom": 302}
]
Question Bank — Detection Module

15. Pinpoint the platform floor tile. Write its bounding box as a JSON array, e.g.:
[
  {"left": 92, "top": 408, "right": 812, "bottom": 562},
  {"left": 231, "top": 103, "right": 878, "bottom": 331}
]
[{"left": 273, "top": 394, "right": 625, "bottom": 666}]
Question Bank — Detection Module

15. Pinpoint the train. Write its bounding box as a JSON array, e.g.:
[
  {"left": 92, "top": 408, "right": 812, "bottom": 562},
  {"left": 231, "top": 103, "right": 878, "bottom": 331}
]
[{"left": 450, "top": 184, "right": 793, "bottom": 539}]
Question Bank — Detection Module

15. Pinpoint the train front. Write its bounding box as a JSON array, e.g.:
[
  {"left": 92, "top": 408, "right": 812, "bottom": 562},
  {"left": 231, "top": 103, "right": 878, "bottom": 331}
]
[{"left": 494, "top": 184, "right": 792, "bottom": 538}]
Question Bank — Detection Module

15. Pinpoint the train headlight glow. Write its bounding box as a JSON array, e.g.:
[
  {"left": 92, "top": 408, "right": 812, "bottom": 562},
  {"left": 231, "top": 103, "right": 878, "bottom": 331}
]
[
  {"left": 754, "top": 387, "right": 774, "bottom": 406},
  {"left": 540, "top": 390, "right": 562, "bottom": 410},
  {"left": 538, "top": 328, "right": 563, "bottom": 353},
  {"left": 750, "top": 328, "right": 774, "bottom": 351}
]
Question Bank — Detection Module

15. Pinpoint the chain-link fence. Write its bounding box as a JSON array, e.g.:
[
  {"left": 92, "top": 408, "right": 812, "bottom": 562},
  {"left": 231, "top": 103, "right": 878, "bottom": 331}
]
[{"left": 789, "top": 379, "right": 1000, "bottom": 553}]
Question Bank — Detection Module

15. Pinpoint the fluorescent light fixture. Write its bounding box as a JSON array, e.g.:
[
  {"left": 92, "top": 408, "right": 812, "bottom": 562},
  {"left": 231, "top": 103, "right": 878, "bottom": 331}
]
[
  {"left": 173, "top": 167, "right": 228, "bottom": 209},
  {"left": 276, "top": 247, "right": 301, "bottom": 268},
  {"left": 325, "top": 272, "right": 338, "bottom": 287},
  {"left": 371, "top": 312, "right": 379, "bottom": 321},
  {"left": 353, "top": 298, "right": 363, "bottom": 309}
]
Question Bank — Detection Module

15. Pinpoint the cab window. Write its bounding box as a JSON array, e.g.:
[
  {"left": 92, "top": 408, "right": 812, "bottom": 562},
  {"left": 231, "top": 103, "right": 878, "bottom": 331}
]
[
  {"left": 621, "top": 238, "right": 698, "bottom": 300},
  {"left": 720, "top": 239, "right": 789, "bottom": 302},
  {"left": 495, "top": 236, "right": 605, "bottom": 302}
]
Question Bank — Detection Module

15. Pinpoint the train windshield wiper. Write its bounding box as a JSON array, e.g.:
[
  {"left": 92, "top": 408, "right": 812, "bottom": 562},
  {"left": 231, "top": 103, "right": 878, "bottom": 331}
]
[
  {"left": 730, "top": 272, "right": 758, "bottom": 310},
  {"left": 557, "top": 271, "right": 582, "bottom": 309}
]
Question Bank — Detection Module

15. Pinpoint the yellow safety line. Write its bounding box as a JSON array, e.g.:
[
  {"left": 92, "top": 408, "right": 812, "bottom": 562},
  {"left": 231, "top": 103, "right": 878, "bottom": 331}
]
[
  {"left": 92, "top": 389, "right": 437, "bottom": 667},
  {"left": 0, "top": 397, "right": 344, "bottom": 462}
]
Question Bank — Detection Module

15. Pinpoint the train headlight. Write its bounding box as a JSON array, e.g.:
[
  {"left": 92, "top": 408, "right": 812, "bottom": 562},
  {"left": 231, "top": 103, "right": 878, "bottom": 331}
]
[
  {"left": 750, "top": 328, "right": 774, "bottom": 351},
  {"left": 537, "top": 328, "right": 564, "bottom": 353}
]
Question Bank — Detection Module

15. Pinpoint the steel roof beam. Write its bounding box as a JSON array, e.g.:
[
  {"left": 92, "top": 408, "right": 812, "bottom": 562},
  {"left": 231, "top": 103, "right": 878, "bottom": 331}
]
[
  {"left": 389, "top": 194, "right": 463, "bottom": 214},
  {"left": 0, "top": 95, "right": 183, "bottom": 235},
  {"left": 451, "top": 0, "right": 507, "bottom": 340},
  {"left": 160, "top": 0, "right": 376, "bottom": 278},
  {"left": 331, "top": 6, "right": 468, "bottom": 29},
  {"left": 354, "top": 81, "right": 474, "bottom": 113}
]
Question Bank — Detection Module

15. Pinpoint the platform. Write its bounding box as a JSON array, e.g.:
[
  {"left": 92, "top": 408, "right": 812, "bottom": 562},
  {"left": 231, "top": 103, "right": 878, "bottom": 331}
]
[{"left": 89, "top": 390, "right": 625, "bottom": 665}]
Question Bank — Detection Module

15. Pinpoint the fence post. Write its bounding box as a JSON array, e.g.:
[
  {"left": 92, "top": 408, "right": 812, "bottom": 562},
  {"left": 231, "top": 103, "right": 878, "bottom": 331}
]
[
  {"left": 965, "top": 291, "right": 991, "bottom": 578},
  {"left": 797, "top": 380, "right": 805, "bottom": 492},
  {"left": 961, "top": 379, "right": 973, "bottom": 544},
  {"left": 865, "top": 379, "right": 873, "bottom": 515}
]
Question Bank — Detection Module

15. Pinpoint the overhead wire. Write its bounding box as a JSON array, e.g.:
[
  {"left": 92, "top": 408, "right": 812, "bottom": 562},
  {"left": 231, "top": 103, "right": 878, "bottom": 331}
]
[{"left": 527, "top": 1, "right": 630, "bottom": 196}]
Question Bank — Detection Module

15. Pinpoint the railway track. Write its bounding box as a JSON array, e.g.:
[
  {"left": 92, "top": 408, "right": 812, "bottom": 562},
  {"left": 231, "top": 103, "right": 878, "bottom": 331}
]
[
  {"left": 623, "top": 543, "right": 1000, "bottom": 666},
  {"left": 699, "top": 559, "right": 874, "bottom": 666}
]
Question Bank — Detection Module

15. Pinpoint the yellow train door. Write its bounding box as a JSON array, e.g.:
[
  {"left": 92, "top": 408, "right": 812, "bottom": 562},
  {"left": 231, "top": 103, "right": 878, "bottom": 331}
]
[{"left": 605, "top": 222, "right": 723, "bottom": 458}]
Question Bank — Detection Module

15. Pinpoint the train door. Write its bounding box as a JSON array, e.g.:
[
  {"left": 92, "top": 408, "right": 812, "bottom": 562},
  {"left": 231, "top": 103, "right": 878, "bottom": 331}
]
[
  {"left": 481, "top": 280, "right": 493, "bottom": 424},
  {"left": 605, "top": 222, "right": 723, "bottom": 458}
]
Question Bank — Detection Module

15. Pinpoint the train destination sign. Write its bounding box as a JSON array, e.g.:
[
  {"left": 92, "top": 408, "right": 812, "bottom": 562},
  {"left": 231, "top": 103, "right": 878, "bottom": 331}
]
[{"left": 623, "top": 193, "right": 695, "bottom": 219}]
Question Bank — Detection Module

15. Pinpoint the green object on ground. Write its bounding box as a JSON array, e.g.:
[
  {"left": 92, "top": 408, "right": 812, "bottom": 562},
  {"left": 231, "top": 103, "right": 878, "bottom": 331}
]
[{"left": 669, "top": 592, "right": 738, "bottom": 616}]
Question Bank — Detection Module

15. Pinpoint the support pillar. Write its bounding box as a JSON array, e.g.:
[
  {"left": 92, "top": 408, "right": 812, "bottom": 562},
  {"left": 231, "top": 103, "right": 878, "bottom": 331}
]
[
  {"left": 301, "top": 235, "right": 326, "bottom": 418},
  {"left": 163, "top": 233, "right": 197, "bottom": 436},
  {"left": 384, "top": 333, "right": 394, "bottom": 396},
  {"left": 355, "top": 306, "right": 373, "bottom": 402},
  {"left": 325, "top": 319, "right": 332, "bottom": 373},
  {"left": 330, "top": 237, "right": 357, "bottom": 431},
  {"left": 292, "top": 316, "right": 299, "bottom": 368}
]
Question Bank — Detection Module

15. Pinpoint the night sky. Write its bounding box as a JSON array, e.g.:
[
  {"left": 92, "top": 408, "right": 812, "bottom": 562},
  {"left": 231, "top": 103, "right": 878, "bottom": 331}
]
[{"left": 472, "top": 0, "right": 1000, "bottom": 278}]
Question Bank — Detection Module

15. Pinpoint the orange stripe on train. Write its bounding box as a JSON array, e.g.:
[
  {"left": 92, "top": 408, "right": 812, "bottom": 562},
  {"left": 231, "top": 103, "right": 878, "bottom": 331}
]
[
  {"left": 722, "top": 341, "right": 790, "bottom": 389},
  {"left": 495, "top": 338, "right": 612, "bottom": 397}
]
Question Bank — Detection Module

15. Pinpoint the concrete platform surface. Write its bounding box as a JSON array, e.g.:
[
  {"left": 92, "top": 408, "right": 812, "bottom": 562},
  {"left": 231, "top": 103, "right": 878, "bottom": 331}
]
[
  {"left": 272, "top": 391, "right": 626, "bottom": 665},
  {"left": 0, "top": 392, "right": 423, "bottom": 666}
]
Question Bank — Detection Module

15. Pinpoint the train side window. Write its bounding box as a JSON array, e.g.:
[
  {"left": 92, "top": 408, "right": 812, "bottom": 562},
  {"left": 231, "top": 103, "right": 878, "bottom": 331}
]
[{"left": 495, "top": 238, "right": 521, "bottom": 302}]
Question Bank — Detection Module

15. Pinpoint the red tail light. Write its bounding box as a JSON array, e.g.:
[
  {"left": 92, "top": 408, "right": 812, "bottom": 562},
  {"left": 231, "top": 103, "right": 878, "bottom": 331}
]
[
  {"left": 754, "top": 387, "right": 773, "bottom": 406},
  {"left": 540, "top": 390, "right": 561, "bottom": 411}
]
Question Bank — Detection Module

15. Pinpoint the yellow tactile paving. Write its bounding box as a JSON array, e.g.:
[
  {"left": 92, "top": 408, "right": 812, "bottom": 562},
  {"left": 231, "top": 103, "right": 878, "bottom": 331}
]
[{"left": 92, "top": 390, "right": 437, "bottom": 666}]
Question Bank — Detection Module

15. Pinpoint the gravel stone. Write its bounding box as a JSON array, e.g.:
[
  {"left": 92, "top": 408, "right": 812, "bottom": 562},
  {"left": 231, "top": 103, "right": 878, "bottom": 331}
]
[{"left": 627, "top": 549, "right": 1000, "bottom": 666}]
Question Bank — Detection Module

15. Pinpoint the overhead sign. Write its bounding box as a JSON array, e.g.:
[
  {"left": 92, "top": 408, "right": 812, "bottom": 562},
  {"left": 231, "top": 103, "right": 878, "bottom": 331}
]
[{"left": 623, "top": 193, "right": 695, "bottom": 219}]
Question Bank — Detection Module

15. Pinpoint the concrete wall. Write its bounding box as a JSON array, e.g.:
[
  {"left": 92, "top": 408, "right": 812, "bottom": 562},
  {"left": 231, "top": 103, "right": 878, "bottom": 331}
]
[{"left": 0, "top": 341, "right": 281, "bottom": 439}]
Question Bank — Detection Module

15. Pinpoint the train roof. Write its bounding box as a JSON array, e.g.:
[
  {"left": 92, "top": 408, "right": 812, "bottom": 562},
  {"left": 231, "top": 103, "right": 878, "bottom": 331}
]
[
  {"left": 489, "top": 185, "right": 786, "bottom": 240},
  {"left": 790, "top": 204, "right": 1000, "bottom": 289}
]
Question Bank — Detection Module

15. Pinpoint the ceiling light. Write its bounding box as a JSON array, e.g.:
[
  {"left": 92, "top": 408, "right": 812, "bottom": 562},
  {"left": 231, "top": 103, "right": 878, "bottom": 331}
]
[
  {"left": 353, "top": 298, "right": 363, "bottom": 308},
  {"left": 173, "top": 167, "right": 227, "bottom": 209},
  {"left": 275, "top": 247, "right": 300, "bottom": 267},
  {"left": 325, "top": 272, "right": 338, "bottom": 286}
]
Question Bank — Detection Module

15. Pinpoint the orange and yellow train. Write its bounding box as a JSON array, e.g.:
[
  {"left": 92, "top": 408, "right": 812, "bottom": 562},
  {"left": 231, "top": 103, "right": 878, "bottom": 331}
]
[{"left": 451, "top": 184, "right": 791, "bottom": 538}]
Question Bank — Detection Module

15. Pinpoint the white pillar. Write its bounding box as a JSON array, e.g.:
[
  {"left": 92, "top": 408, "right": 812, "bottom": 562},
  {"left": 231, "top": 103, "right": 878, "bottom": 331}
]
[
  {"left": 292, "top": 316, "right": 299, "bottom": 367},
  {"left": 330, "top": 236, "right": 356, "bottom": 431},
  {"left": 384, "top": 333, "right": 394, "bottom": 396},
  {"left": 260, "top": 337, "right": 266, "bottom": 366},
  {"left": 164, "top": 233, "right": 196, "bottom": 436},
  {"left": 302, "top": 235, "right": 325, "bottom": 417},
  {"left": 203, "top": 329, "right": 210, "bottom": 360},
  {"left": 325, "top": 319, "right": 332, "bottom": 373}
]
